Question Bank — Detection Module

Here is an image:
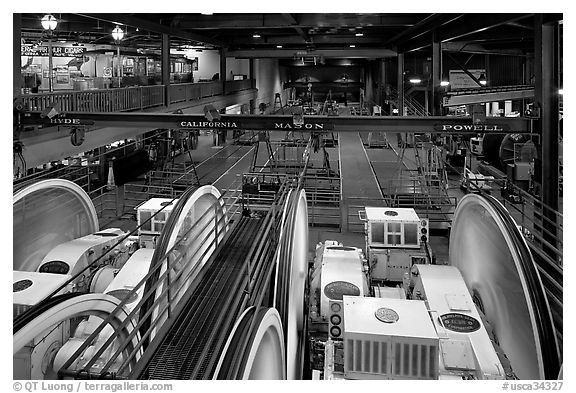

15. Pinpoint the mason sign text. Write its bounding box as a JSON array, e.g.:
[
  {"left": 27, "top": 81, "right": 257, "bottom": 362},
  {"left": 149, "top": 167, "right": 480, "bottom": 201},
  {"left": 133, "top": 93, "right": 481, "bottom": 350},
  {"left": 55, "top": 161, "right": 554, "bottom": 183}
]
[{"left": 273, "top": 123, "right": 325, "bottom": 130}]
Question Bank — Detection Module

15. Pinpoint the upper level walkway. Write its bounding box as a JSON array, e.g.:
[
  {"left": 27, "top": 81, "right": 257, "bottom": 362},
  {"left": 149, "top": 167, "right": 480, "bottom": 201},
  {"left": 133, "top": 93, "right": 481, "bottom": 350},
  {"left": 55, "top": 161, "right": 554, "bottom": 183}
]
[{"left": 16, "top": 80, "right": 257, "bottom": 168}]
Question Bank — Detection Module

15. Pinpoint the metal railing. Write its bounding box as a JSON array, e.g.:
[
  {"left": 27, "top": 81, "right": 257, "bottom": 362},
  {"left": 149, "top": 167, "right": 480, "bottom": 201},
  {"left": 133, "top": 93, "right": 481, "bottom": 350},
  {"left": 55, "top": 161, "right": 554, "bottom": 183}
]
[
  {"left": 18, "top": 80, "right": 254, "bottom": 113},
  {"left": 388, "top": 87, "right": 430, "bottom": 116},
  {"left": 56, "top": 175, "right": 294, "bottom": 379}
]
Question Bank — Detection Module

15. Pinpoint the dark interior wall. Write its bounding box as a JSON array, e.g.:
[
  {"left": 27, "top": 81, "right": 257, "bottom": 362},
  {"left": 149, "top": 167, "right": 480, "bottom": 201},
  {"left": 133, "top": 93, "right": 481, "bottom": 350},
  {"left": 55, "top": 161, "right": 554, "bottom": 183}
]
[
  {"left": 287, "top": 65, "right": 361, "bottom": 82},
  {"left": 363, "top": 60, "right": 383, "bottom": 107},
  {"left": 285, "top": 65, "right": 363, "bottom": 102},
  {"left": 254, "top": 58, "right": 290, "bottom": 113},
  {"left": 384, "top": 51, "right": 526, "bottom": 89},
  {"left": 442, "top": 52, "right": 525, "bottom": 86}
]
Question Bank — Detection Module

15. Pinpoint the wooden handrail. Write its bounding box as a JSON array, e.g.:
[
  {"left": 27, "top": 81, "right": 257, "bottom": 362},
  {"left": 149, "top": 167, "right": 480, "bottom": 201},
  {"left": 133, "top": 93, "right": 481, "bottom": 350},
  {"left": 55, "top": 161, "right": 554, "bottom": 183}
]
[{"left": 18, "top": 79, "right": 254, "bottom": 113}]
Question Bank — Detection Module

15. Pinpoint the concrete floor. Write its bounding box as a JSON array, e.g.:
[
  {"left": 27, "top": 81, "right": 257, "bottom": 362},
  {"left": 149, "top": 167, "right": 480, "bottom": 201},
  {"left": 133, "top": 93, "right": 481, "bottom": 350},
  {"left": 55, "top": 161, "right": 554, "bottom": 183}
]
[{"left": 98, "top": 125, "right": 455, "bottom": 266}]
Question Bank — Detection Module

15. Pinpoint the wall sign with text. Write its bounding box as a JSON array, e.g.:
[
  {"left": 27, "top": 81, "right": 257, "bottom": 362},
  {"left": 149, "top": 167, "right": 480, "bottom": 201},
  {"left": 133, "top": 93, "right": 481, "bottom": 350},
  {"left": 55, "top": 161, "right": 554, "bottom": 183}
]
[{"left": 21, "top": 45, "right": 86, "bottom": 58}]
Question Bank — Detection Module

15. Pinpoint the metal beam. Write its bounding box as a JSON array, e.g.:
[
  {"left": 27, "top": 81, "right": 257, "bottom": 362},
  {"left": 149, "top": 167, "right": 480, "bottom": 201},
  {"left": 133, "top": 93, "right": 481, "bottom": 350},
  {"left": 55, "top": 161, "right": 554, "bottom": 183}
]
[
  {"left": 161, "top": 34, "right": 170, "bottom": 103},
  {"left": 387, "top": 13, "right": 463, "bottom": 46},
  {"left": 397, "top": 53, "right": 405, "bottom": 116},
  {"left": 178, "top": 14, "right": 427, "bottom": 29},
  {"left": 398, "top": 13, "right": 533, "bottom": 52},
  {"left": 443, "top": 88, "right": 535, "bottom": 107},
  {"left": 20, "top": 112, "right": 532, "bottom": 134},
  {"left": 534, "top": 15, "right": 560, "bottom": 263},
  {"left": 440, "top": 13, "right": 533, "bottom": 42},
  {"left": 226, "top": 34, "right": 389, "bottom": 46},
  {"left": 282, "top": 14, "right": 310, "bottom": 44},
  {"left": 442, "top": 41, "right": 526, "bottom": 56},
  {"left": 78, "top": 13, "right": 227, "bottom": 47},
  {"left": 432, "top": 31, "right": 442, "bottom": 115},
  {"left": 224, "top": 48, "right": 396, "bottom": 59},
  {"left": 445, "top": 52, "right": 483, "bottom": 87}
]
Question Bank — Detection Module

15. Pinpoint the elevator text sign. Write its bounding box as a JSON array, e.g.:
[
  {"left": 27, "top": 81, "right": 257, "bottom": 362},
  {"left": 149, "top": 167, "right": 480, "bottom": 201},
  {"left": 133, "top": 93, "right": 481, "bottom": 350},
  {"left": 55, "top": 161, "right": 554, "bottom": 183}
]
[{"left": 434, "top": 123, "right": 510, "bottom": 133}]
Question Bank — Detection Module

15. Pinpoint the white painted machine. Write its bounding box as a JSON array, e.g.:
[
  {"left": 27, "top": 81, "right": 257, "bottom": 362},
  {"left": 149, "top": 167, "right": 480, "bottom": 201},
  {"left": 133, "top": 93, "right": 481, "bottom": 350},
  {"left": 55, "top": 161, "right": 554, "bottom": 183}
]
[
  {"left": 137, "top": 198, "right": 179, "bottom": 248},
  {"left": 411, "top": 265, "right": 505, "bottom": 379},
  {"left": 470, "top": 135, "right": 484, "bottom": 155},
  {"left": 309, "top": 241, "right": 369, "bottom": 324},
  {"left": 53, "top": 248, "right": 154, "bottom": 376},
  {"left": 361, "top": 207, "right": 430, "bottom": 282},
  {"left": 37, "top": 229, "right": 130, "bottom": 274},
  {"left": 13, "top": 271, "right": 72, "bottom": 317},
  {"left": 322, "top": 265, "right": 506, "bottom": 380}
]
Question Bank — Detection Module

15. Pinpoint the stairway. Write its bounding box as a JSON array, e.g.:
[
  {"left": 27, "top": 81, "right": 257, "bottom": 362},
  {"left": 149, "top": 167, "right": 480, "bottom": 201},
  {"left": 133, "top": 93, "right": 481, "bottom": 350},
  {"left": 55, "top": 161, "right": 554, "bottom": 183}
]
[{"left": 388, "top": 87, "right": 430, "bottom": 116}]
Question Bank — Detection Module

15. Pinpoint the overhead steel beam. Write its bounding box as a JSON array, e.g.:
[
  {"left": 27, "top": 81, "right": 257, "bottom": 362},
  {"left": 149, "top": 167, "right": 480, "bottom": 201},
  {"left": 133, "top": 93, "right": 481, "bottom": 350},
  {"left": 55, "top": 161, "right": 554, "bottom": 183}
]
[
  {"left": 386, "top": 13, "right": 462, "bottom": 46},
  {"left": 226, "top": 34, "right": 389, "bottom": 46},
  {"left": 224, "top": 48, "right": 396, "bottom": 59},
  {"left": 444, "top": 52, "right": 483, "bottom": 87},
  {"left": 443, "top": 88, "right": 535, "bottom": 107},
  {"left": 20, "top": 112, "right": 532, "bottom": 134},
  {"left": 398, "top": 13, "right": 533, "bottom": 52},
  {"left": 439, "top": 13, "right": 533, "bottom": 42},
  {"left": 442, "top": 41, "right": 526, "bottom": 56},
  {"left": 78, "top": 13, "right": 227, "bottom": 47},
  {"left": 178, "top": 14, "right": 427, "bottom": 29},
  {"left": 282, "top": 14, "right": 310, "bottom": 44}
]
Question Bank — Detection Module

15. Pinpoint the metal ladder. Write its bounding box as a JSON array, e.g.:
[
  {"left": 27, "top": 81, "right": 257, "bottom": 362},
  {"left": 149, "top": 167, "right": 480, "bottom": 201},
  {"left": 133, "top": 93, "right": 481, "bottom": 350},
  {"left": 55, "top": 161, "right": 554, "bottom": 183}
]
[{"left": 273, "top": 93, "right": 284, "bottom": 114}]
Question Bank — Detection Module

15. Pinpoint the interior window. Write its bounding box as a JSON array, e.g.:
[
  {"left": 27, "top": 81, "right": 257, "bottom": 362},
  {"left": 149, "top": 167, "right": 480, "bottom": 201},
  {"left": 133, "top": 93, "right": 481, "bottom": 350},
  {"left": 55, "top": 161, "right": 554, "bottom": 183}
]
[
  {"left": 371, "top": 223, "right": 384, "bottom": 243},
  {"left": 404, "top": 223, "right": 418, "bottom": 245}
]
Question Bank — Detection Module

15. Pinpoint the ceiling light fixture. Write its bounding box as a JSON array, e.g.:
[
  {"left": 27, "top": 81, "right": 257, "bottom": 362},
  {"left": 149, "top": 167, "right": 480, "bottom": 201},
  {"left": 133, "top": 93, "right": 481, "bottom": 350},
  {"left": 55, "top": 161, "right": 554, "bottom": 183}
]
[
  {"left": 478, "top": 73, "right": 487, "bottom": 86},
  {"left": 355, "top": 32, "right": 364, "bottom": 37},
  {"left": 349, "top": 44, "right": 356, "bottom": 48},
  {"left": 276, "top": 45, "right": 283, "bottom": 49},
  {"left": 41, "top": 14, "right": 58, "bottom": 31},
  {"left": 409, "top": 78, "right": 422, "bottom": 84},
  {"left": 253, "top": 33, "right": 261, "bottom": 38},
  {"left": 112, "top": 26, "right": 125, "bottom": 41},
  {"left": 440, "top": 80, "right": 450, "bottom": 87}
]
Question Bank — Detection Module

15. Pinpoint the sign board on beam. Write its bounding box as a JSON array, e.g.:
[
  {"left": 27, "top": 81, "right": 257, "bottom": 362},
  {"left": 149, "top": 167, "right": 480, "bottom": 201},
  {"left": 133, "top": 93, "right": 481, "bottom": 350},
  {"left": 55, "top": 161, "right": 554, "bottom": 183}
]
[{"left": 449, "top": 69, "right": 486, "bottom": 89}]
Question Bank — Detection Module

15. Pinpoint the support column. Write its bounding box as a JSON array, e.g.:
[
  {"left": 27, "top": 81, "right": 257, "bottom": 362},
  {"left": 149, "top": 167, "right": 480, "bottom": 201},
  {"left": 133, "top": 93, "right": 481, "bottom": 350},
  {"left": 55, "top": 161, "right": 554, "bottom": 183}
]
[
  {"left": 14, "top": 14, "right": 22, "bottom": 97},
  {"left": 161, "top": 33, "right": 170, "bottom": 106},
  {"left": 431, "top": 31, "right": 442, "bottom": 115},
  {"left": 379, "top": 58, "right": 386, "bottom": 108},
  {"left": 534, "top": 14, "right": 560, "bottom": 257},
  {"left": 249, "top": 58, "right": 255, "bottom": 89},
  {"left": 220, "top": 49, "right": 226, "bottom": 94},
  {"left": 397, "top": 53, "right": 404, "bottom": 115}
]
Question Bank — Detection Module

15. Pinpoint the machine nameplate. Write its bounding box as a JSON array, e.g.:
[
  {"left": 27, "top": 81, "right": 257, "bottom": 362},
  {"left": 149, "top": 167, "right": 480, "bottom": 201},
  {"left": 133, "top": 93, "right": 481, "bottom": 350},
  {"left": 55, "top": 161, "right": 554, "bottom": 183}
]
[
  {"left": 324, "top": 281, "right": 360, "bottom": 300},
  {"left": 106, "top": 289, "right": 139, "bottom": 305},
  {"left": 440, "top": 313, "right": 481, "bottom": 333},
  {"left": 375, "top": 307, "right": 400, "bottom": 323}
]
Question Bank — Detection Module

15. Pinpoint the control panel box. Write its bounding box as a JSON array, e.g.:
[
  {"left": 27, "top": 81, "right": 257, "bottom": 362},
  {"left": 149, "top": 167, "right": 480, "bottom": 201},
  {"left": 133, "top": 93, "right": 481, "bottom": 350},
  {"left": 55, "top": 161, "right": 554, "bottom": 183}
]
[
  {"left": 137, "top": 198, "right": 178, "bottom": 248},
  {"left": 364, "top": 207, "right": 426, "bottom": 249},
  {"left": 342, "top": 296, "right": 439, "bottom": 380}
]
